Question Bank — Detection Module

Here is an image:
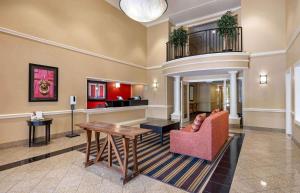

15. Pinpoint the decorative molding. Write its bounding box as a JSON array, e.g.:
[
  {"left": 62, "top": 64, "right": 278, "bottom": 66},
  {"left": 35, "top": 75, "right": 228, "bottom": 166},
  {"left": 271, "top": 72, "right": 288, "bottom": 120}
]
[
  {"left": 116, "top": 118, "right": 147, "bottom": 126},
  {"left": 243, "top": 108, "right": 285, "bottom": 113},
  {"left": 287, "top": 26, "right": 300, "bottom": 51},
  {"left": 148, "top": 105, "right": 173, "bottom": 109},
  {"left": 164, "top": 52, "right": 250, "bottom": 66},
  {"left": 164, "top": 66, "right": 248, "bottom": 76},
  {"left": 0, "top": 27, "right": 147, "bottom": 70},
  {"left": 86, "top": 76, "right": 148, "bottom": 85},
  {"left": 250, "top": 50, "right": 286, "bottom": 58},
  {"left": 146, "top": 65, "right": 162, "bottom": 70},
  {"left": 164, "top": 59, "right": 249, "bottom": 70},
  {"left": 176, "top": 6, "right": 241, "bottom": 27},
  {"left": 0, "top": 106, "right": 147, "bottom": 120},
  {"left": 85, "top": 106, "right": 148, "bottom": 115},
  {"left": 145, "top": 18, "right": 170, "bottom": 28}
]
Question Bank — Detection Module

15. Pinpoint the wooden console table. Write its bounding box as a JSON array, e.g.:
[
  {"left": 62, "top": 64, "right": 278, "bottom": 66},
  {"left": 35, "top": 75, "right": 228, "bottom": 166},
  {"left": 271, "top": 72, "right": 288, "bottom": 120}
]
[
  {"left": 76, "top": 122, "right": 150, "bottom": 184},
  {"left": 27, "top": 118, "right": 53, "bottom": 147}
]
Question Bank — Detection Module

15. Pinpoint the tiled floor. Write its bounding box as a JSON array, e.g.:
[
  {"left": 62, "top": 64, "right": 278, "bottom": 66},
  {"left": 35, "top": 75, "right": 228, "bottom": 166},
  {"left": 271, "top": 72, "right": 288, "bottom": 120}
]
[
  {"left": 0, "top": 127, "right": 300, "bottom": 193},
  {"left": 230, "top": 130, "right": 300, "bottom": 193}
]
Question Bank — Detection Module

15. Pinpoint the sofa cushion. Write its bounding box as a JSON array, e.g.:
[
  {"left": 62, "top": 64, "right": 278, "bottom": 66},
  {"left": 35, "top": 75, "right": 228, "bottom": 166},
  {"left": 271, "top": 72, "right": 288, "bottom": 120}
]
[
  {"left": 181, "top": 124, "right": 193, "bottom": 132},
  {"left": 211, "top": 108, "right": 220, "bottom": 115},
  {"left": 192, "top": 113, "right": 206, "bottom": 132}
]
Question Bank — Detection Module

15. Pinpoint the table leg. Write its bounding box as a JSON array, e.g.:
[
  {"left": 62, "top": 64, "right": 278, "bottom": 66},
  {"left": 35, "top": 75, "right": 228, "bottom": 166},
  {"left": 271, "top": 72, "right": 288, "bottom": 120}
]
[
  {"left": 95, "top": 136, "right": 108, "bottom": 162},
  {"left": 33, "top": 126, "right": 36, "bottom": 143},
  {"left": 108, "top": 136, "right": 112, "bottom": 167},
  {"left": 28, "top": 125, "right": 32, "bottom": 147},
  {"left": 160, "top": 130, "right": 164, "bottom": 145},
  {"left": 140, "top": 134, "right": 142, "bottom": 142},
  {"left": 95, "top": 132, "right": 100, "bottom": 152},
  {"left": 122, "top": 137, "right": 129, "bottom": 184},
  {"left": 48, "top": 125, "right": 51, "bottom": 142},
  {"left": 132, "top": 137, "right": 139, "bottom": 174},
  {"left": 85, "top": 129, "right": 93, "bottom": 167},
  {"left": 45, "top": 125, "right": 48, "bottom": 145}
]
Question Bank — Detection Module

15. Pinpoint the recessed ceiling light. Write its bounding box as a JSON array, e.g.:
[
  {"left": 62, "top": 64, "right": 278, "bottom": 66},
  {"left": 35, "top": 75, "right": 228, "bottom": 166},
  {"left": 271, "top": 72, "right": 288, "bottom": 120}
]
[{"left": 119, "top": 0, "right": 168, "bottom": 23}]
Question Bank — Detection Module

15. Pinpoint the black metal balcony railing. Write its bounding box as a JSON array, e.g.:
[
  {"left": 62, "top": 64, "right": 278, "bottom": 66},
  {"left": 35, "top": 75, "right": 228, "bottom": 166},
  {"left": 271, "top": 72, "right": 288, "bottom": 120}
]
[{"left": 166, "top": 27, "right": 243, "bottom": 61}]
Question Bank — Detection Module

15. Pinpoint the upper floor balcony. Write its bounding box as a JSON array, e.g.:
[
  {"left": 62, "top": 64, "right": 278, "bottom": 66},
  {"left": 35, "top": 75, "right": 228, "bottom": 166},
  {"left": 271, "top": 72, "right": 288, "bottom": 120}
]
[{"left": 166, "top": 27, "right": 243, "bottom": 62}]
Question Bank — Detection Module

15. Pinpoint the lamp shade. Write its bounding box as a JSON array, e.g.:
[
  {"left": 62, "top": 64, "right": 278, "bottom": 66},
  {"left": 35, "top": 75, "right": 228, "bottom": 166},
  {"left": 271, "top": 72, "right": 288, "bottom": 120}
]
[{"left": 119, "top": 0, "right": 168, "bottom": 23}]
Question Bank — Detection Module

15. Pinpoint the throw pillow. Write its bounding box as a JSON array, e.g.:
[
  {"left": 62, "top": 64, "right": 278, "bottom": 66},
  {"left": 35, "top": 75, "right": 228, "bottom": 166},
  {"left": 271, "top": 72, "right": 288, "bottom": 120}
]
[{"left": 192, "top": 113, "right": 206, "bottom": 132}]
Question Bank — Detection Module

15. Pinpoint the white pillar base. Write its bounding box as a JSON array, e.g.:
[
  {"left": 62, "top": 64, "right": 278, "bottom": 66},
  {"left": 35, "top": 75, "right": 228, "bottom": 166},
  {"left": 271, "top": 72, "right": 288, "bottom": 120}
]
[
  {"left": 171, "top": 112, "right": 181, "bottom": 121},
  {"left": 229, "top": 116, "right": 241, "bottom": 124}
]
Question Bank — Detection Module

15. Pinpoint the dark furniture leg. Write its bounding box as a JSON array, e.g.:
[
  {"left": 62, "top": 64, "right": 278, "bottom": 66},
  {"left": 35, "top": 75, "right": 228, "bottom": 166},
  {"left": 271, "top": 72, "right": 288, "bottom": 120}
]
[
  {"left": 45, "top": 125, "right": 48, "bottom": 144},
  {"left": 29, "top": 125, "right": 32, "bottom": 147},
  {"left": 47, "top": 125, "right": 51, "bottom": 142},
  {"left": 33, "top": 126, "right": 36, "bottom": 143}
]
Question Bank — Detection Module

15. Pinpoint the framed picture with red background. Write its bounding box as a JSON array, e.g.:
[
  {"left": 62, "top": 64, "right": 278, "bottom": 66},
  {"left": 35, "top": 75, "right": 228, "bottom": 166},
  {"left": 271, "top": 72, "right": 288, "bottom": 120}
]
[
  {"left": 29, "top": 63, "right": 58, "bottom": 102},
  {"left": 87, "top": 80, "right": 107, "bottom": 101}
]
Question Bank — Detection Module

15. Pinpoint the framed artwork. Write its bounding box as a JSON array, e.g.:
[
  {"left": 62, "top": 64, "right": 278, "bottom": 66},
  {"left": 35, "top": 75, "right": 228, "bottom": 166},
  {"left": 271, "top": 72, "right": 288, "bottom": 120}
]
[
  {"left": 29, "top": 63, "right": 58, "bottom": 102},
  {"left": 189, "top": 85, "right": 194, "bottom": 101},
  {"left": 87, "top": 80, "right": 107, "bottom": 101}
]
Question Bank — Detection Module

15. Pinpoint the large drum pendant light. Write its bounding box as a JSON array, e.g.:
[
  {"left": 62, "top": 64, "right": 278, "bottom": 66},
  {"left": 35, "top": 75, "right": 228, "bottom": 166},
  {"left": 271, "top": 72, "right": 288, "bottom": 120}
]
[{"left": 119, "top": 0, "right": 168, "bottom": 23}]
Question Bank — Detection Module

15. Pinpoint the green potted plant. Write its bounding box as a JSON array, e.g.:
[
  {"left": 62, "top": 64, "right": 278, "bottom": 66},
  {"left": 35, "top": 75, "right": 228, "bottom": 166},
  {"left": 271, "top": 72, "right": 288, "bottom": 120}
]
[
  {"left": 169, "top": 27, "right": 188, "bottom": 58},
  {"left": 217, "top": 11, "right": 237, "bottom": 51}
]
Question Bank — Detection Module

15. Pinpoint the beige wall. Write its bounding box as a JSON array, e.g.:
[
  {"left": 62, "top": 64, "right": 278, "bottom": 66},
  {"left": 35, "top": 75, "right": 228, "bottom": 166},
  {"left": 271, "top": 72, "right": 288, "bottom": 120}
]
[
  {"left": 0, "top": 0, "right": 147, "bottom": 66},
  {"left": 145, "top": 21, "right": 173, "bottom": 119},
  {"left": 241, "top": 0, "right": 287, "bottom": 129},
  {"left": 147, "top": 22, "right": 170, "bottom": 67},
  {"left": 241, "top": 0, "right": 286, "bottom": 52},
  {"left": 286, "top": 0, "right": 300, "bottom": 143},
  {"left": 0, "top": 0, "right": 148, "bottom": 145}
]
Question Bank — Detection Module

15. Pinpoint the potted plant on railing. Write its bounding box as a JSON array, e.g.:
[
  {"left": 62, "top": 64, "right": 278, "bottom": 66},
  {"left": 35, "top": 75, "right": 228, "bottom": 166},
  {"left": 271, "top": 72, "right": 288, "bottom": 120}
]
[
  {"left": 217, "top": 11, "right": 237, "bottom": 51},
  {"left": 169, "top": 27, "right": 188, "bottom": 59}
]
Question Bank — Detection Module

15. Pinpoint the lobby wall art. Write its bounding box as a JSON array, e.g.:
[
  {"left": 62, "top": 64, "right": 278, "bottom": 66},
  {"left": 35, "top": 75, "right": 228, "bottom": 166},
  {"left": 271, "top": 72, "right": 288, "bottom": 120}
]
[{"left": 29, "top": 63, "right": 58, "bottom": 102}]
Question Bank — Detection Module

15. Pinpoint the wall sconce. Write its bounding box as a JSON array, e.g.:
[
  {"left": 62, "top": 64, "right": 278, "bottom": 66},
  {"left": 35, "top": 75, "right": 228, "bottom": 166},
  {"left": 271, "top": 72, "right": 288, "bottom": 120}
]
[
  {"left": 152, "top": 81, "right": 158, "bottom": 89},
  {"left": 115, "top": 82, "right": 120, "bottom": 88},
  {"left": 260, "top": 74, "right": 268, "bottom": 84}
]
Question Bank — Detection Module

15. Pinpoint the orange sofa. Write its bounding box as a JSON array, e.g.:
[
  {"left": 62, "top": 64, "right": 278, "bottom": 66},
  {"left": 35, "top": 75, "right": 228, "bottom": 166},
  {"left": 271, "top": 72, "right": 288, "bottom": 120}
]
[{"left": 170, "top": 111, "right": 229, "bottom": 161}]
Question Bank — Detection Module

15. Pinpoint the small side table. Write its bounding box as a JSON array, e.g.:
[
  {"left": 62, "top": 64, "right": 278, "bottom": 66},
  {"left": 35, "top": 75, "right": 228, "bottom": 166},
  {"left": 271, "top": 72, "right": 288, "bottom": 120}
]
[{"left": 27, "top": 118, "right": 53, "bottom": 147}]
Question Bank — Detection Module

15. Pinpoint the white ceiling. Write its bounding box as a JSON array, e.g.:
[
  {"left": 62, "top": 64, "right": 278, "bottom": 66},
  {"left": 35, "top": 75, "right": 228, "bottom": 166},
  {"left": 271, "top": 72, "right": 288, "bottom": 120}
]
[{"left": 106, "top": 0, "right": 241, "bottom": 27}]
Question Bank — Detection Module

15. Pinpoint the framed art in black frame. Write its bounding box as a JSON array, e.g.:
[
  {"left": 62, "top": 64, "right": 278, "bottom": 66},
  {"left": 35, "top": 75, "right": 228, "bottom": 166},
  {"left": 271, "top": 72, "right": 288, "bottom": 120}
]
[
  {"left": 87, "top": 80, "right": 107, "bottom": 101},
  {"left": 29, "top": 63, "right": 58, "bottom": 102}
]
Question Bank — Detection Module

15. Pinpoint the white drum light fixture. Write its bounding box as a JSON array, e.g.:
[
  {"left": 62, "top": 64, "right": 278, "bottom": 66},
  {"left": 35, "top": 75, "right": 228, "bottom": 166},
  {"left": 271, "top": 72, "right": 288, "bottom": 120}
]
[{"left": 119, "top": 0, "right": 168, "bottom": 23}]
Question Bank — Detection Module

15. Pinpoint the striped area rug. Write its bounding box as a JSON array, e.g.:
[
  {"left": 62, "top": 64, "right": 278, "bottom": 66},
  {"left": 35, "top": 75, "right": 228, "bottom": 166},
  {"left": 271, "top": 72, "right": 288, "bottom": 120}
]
[{"left": 76, "top": 132, "right": 233, "bottom": 193}]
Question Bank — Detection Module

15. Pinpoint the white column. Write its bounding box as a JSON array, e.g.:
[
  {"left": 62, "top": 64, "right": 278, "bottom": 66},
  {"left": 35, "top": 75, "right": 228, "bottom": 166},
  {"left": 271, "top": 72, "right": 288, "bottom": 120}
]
[
  {"left": 229, "top": 71, "right": 239, "bottom": 119},
  {"left": 223, "top": 79, "right": 227, "bottom": 111},
  {"left": 171, "top": 76, "right": 181, "bottom": 120}
]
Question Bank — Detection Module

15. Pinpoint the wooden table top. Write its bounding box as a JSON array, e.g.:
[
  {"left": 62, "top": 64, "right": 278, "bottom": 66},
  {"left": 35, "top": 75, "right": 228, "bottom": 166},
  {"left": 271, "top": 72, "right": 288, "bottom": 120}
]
[{"left": 76, "top": 122, "right": 150, "bottom": 138}]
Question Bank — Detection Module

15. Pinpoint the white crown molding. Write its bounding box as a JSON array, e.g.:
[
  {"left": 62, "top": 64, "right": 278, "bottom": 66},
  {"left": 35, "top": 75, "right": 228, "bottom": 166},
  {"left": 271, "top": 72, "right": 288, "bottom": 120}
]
[
  {"left": 250, "top": 50, "right": 286, "bottom": 58},
  {"left": 243, "top": 108, "right": 285, "bottom": 113},
  {"left": 146, "top": 65, "right": 162, "bottom": 70},
  {"left": 145, "top": 18, "right": 171, "bottom": 28},
  {"left": 287, "top": 26, "right": 300, "bottom": 51},
  {"left": 0, "top": 27, "right": 147, "bottom": 70},
  {"left": 176, "top": 6, "right": 241, "bottom": 27},
  {"left": 86, "top": 76, "right": 148, "bottom": 85}
]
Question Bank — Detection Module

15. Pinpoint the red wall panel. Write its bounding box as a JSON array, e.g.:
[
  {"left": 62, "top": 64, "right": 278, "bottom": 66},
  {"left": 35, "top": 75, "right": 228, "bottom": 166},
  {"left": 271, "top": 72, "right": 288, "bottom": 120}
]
[
  {"left": 87, "top": 82, "right": 132, "bottom": 109},
  {"left": 107, "top": 82, "right": 131, "bottom": 101}
]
